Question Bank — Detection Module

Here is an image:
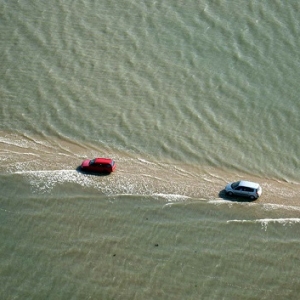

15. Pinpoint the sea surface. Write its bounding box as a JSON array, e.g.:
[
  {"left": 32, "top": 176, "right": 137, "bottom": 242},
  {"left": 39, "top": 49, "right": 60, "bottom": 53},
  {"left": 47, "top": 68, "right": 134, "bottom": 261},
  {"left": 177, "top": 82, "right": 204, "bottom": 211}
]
[{"left": 1, "top": 1, "right": 300, "bottom": 299}]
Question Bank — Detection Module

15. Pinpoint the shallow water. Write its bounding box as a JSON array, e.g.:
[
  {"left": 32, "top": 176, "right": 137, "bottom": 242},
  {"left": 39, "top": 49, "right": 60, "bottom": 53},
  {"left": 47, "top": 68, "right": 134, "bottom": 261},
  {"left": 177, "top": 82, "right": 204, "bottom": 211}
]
[{"left": 1, "top": 0, "right": 300, "bottom": 299}]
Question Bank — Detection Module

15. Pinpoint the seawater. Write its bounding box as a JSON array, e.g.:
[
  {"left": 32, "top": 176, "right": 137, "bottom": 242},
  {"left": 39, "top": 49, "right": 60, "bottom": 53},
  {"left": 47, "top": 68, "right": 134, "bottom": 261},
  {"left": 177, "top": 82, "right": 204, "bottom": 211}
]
[{"left": 1, "top": 1, "right": 300, "bottom": 299}]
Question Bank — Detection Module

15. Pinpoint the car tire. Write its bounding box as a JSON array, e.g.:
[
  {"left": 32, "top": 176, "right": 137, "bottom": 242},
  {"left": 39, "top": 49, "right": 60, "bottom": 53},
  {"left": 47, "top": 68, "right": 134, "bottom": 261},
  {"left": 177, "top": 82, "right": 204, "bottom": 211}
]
[
  {"left": 249, "top": 195, "right": 256, "bottom": 200},
  {"left": 227, "top": 191, "right": 233, "bottom": 196}
]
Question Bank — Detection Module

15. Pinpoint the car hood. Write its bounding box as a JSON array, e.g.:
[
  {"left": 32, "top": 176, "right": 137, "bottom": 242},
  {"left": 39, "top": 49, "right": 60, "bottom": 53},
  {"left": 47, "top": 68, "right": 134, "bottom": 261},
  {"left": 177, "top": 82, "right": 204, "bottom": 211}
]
[
  {"left": 81, "top": 159, "right": 90, "bottom": 168},
  {"left": 225, "top": 183, "right": 233, "bottom": 191}
]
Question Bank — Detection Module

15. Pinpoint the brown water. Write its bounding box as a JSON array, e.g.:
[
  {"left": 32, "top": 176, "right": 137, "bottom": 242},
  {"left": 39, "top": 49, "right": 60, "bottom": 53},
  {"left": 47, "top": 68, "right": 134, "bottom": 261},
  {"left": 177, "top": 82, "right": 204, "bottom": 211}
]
[{"left": 1, "top": 1, "right": 300, "bottom": 299}]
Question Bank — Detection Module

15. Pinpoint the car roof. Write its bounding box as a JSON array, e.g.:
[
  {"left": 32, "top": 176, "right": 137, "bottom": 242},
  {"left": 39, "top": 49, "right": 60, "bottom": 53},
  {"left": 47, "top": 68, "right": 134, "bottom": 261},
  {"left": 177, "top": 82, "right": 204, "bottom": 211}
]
[
  {"left": 239, "top": 181, "right": 260, "bottom": 189},
  {"left": 93, "top": 158, "right": 114, "bottom": 164}
]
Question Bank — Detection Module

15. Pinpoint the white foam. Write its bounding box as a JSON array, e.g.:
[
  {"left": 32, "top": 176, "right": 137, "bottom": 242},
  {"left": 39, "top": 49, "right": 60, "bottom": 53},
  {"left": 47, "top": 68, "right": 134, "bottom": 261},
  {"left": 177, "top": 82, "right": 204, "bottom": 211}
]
[
  {"left": 209, "top": 199, "right": 232, "bottom": 204},
  {"left": 15, "top": 169, "right": 96, "bottom": 193},
  {"left": 208, "top": 199, "right": 253, "bottom": 206},
  {"left": 262, "top": 203, "right": 300, "bottom": 212},
  {"left": 209, "top": 200, "right": 300, "bottom": 212},
  {"left": 227, "top": 218, "right": 300, "bottom": 230},
  {"left": 0, "top": 136, "right": 30, "bottom": 148},
  {"left": 153, "top": 193, "right": 191, "bottom": 202},
  {"left": 137, "top": 158, "right": 156, "bottom": 165}
]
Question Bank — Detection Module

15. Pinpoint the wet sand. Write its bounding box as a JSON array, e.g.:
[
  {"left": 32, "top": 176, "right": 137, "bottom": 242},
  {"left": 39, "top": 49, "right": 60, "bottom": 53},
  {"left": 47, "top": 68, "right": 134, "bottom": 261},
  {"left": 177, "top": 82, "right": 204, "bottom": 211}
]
[{"left": 1, "top": 132, "right": 299, "bottom": 207}]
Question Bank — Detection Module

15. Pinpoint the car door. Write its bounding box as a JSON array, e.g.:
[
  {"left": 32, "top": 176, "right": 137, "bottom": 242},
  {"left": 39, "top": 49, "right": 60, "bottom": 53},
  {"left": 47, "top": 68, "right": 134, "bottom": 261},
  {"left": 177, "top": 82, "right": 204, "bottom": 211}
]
[
  {"left": 97, "top": 163, "right": 111, "bottom": 173},
  {"left": 96, "top": 163, "right": 105, "bottom": 172},
  {"left": 234, "top": 186, "right": 245, "bottom": 196},
  {"left": 103, "top": 163, "right": 112, "bottom": 173},
  {"left": 89, "top": 162, "right": 102, "bottom": 172},
  {"left": 243, "top": 187, "right": 254, "bottom": 197}
]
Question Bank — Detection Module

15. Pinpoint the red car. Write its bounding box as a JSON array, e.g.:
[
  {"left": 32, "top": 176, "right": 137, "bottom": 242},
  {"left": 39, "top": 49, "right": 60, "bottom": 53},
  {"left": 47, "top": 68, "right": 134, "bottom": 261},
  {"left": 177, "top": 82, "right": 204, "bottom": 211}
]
[{"left": 81, "top": 158, "right": 116, "bottom": 174}]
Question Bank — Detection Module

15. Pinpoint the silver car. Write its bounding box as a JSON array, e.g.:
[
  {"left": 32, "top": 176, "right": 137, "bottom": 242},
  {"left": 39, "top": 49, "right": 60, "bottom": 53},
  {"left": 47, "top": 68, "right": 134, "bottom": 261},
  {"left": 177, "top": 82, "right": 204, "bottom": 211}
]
[{"left": 225, "top": 180, "right": 262, "bottom": 200}]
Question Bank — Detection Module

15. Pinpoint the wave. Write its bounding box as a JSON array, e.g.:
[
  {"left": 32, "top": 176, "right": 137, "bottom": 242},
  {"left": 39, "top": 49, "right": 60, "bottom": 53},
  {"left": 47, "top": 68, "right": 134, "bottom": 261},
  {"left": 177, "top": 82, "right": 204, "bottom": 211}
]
[
  {"left": 209, "top": 200, "right": 300, "bottom": 211},
  {"left": 227, "top": 218, "right": 300, "bottom": 230},
  {"left": 152, "top": 193, "right": 191, "bottom": 202},
  {"left": 262, "top": 203, "right": 300, "bottom": 212}
]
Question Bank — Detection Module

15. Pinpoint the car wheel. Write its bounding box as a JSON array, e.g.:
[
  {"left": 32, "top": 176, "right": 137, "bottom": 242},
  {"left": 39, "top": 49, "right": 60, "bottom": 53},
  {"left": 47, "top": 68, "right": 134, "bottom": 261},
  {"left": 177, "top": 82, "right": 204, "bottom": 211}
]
[
  {"left": 227, "top": 191, "right": 233, "bottom": 196},
  {"left": 249, "top": 195, "right": 256, "bottom": 200}
]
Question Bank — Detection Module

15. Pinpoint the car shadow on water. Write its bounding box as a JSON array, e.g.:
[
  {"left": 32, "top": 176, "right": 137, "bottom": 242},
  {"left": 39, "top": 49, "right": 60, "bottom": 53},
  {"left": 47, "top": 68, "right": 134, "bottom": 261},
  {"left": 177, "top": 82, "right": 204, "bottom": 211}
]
[
  {"left": 218, "top": 189, "right": 257, "bottom": 202},
  {"left": 76, "top": 166, "right": 111, "bottom": 177}
]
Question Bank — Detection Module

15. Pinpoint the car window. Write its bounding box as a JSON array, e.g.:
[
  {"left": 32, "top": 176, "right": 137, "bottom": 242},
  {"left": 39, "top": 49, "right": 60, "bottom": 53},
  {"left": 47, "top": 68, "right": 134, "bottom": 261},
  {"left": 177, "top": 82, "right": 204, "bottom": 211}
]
[
  {"left": 231, "top": 181, "right": 240, "bottom": 189},
  {"left": 239, "top": 187, "right": 251, "bottom": 192}
]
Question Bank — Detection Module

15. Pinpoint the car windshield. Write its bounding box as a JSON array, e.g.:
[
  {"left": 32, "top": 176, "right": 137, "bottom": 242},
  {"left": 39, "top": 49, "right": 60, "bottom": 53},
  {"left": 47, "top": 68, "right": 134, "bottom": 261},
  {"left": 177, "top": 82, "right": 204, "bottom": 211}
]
[
  {"left": 231, "top": 181, "right": 240, "bottom": 189},
  {"left": 89, "top": 159, "right": 96, "bottom": 165}
]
